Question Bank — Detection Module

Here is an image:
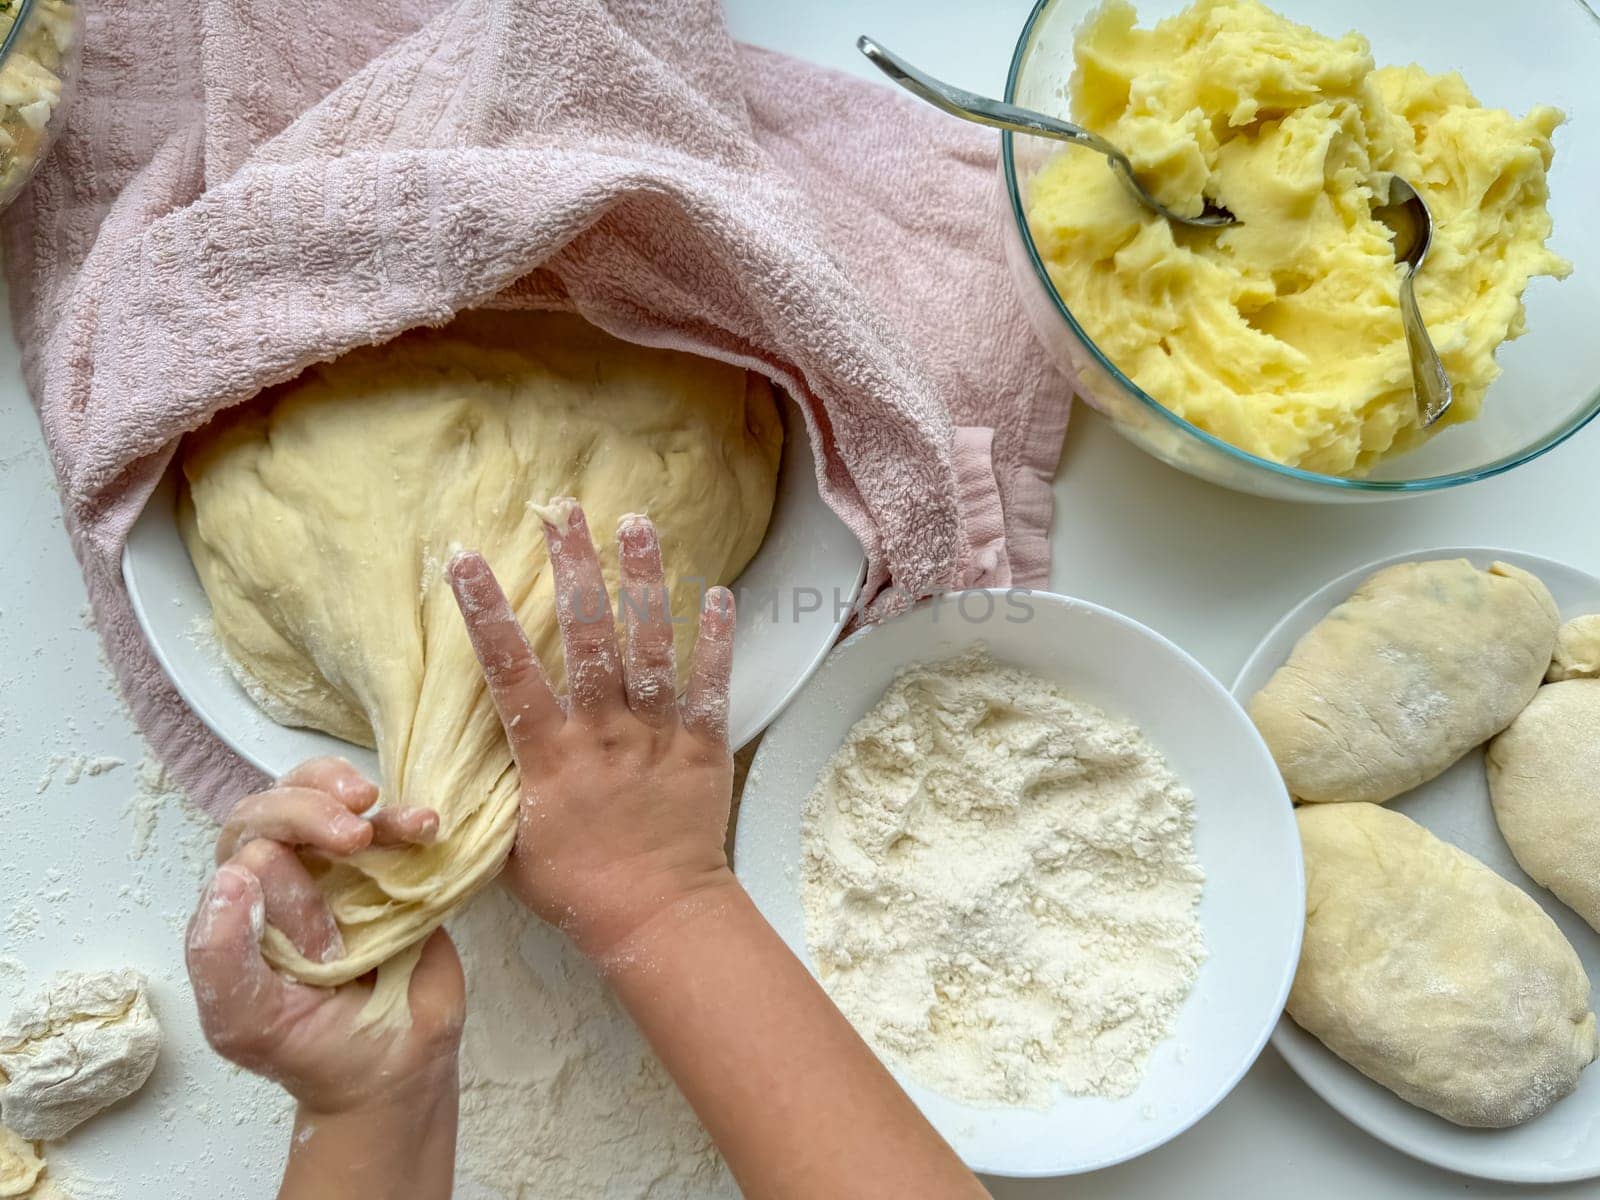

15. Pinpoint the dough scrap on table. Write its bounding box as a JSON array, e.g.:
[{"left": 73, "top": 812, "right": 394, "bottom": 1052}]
[
  {"left": 179, "top": 311, "right": 782, "bottom": 1021},
  {"left": 0, "top": 969, "right": 161, "bottom": 1142},
  {"left": 1488, "top": 678, "right": 1600, "bottom": 933},
  {"left": 1290, "top": 802, "right": 1597, "bottom": 1128},
  {"left": 0, "top": 1126, "right": 43, "bottom": 1199},
  {"left": 1249, "top": 559, "right": 1558, "bottom": 804},
  {"left": 1026, "top": 0, "right": 1568, "bottom": 474}
]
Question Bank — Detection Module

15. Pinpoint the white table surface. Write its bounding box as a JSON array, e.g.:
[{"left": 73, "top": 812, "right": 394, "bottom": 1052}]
[{"left": 2, "top": 1, "right": 1597, "bottom": 1195}]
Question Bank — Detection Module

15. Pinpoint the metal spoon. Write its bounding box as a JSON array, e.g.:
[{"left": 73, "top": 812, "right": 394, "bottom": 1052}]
[
  {"left": 857, "top": 35, "right": 1237, "bottom": 229},
  {"left": 1371, "top": 176, "right": 1452, "bottom": 428}
]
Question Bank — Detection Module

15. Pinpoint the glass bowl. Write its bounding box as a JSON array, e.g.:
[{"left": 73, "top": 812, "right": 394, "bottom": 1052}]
[
  {"left": 0, "top": 0, "right": 81, "bottom": 214},
  {"left": 1001, "top": 0, "right": 1600, "bottom": 501}
]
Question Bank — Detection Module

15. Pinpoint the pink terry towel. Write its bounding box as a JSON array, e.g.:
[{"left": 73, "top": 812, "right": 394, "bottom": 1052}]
[{"left": 5, "top": 0, "right": 1072, "bottom": 814}]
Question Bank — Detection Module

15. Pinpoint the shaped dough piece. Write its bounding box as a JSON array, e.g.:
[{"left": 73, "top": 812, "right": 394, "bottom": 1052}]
[
  {"left": 1488, "top": 679, "right": 1600, "bottom": 930},
  {"left": 1290, "top": 803, "right": 1597, "bottom": 1127},
  {"left": 1250, "top": 559, "right": 1558, "bottom": 804},
  {"left": 180, "top": 312, "right": 781, "bottom": 1006},
  {"left": 0, "top": 1127, "right": 42, "bottom": 1198},
  {"left": 1548, "top": 615, "right": 1600, "bottom": 682},
  {"left": 0, "top": 970, "right": 161, "bottom": 1141}
]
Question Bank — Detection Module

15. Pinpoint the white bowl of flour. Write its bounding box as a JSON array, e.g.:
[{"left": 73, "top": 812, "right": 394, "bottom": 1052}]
[{"left": 733, "top": 589, "right": 1303, "bottom": 1177}]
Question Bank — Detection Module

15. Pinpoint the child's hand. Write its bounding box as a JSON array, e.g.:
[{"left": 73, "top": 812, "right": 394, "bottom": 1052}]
[
  {"left": 448, "top": 506, "right": 986, "bottom": 1200},
  {"left": 448, "top": 504, "right": 737, "bottom": 959},
  {"left": 185, "top": 757, "right": 464, "bottom": 1116}
]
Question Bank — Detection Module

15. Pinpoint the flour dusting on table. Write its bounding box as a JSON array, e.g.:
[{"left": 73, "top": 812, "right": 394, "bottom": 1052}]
[{"left": 451, "top": 887, "right": 733, "bottom": 1198}]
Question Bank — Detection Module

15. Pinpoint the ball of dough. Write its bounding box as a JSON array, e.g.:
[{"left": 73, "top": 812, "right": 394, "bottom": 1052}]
[
  {"left": 1250, "top": 559, "right": 1559, "bottom": 804},
  {"left": 1290, "top": 803, "right": 1597, "bottom": 1127},
  {"left": 0, "top": 970, "right": 161, "bottom": 1141},
  {"left": 1548, "top": 615, "right": 1600, "bottom": 682},
  {"left": 180, "top": 312, "right": 782, "bottom": 1012},
  {"left": 1488, "top": 679, "right": 1600, "bottom": 931}
]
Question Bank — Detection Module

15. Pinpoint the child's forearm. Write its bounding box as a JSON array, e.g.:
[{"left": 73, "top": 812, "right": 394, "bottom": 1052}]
[
  {"left": 598, "top": 872, "right": 990, "bottom": 1200},
  {"left": 276, "top": 1077, "right": 458, "bottom": 1200}
]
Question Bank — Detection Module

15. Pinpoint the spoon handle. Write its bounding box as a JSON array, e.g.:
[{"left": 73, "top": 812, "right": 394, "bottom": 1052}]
[
  {"left": 1397, "top": 268, "right": 1453, "bottom": 427},
  {"left": 857, "top": 34, "right": 1235, "bottom": 230},
  {"left": 856, "top": 36, "right": 1124, "bottom": 163}
]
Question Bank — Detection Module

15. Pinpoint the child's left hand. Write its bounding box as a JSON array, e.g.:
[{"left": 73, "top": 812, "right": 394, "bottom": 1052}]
[{"left": 185, "top": 756, "right": 464, "bottom": 1117}]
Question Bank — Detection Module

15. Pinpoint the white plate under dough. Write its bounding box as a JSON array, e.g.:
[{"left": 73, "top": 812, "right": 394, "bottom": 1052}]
[
  {"left": 1234, "top": 546, "right": 1600, "bottom": 1184},
  {"left": 122, "top": 391, "right": 865, "bottom": 776}
]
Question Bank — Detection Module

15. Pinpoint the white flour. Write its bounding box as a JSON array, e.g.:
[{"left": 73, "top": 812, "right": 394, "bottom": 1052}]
[
  {"left": 801, "top": 647, "right": 1206, "bottom": 1107},
  {"left": 451, "top": 887, "right": 733, "bottom": 1200}
]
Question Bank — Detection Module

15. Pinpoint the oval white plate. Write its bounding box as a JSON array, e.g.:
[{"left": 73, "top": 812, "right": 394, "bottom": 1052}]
[
  {"left": 1234, "top": 546, "right": 1600, "bottom": 1184},
  {"left": 733, "top": 589, "right": 1303, "bottom": 1177},
  {"left": 122, "top": 395, "right": 865, "bottom": 774}
]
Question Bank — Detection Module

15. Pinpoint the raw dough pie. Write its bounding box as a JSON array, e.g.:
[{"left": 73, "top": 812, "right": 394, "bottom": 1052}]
[
  {"left": 1290, "top": 802, "right": 1597, "bottom": 1127},
  {"left": 1547, "top": 614, "right": 1600, "bottom": 682},
  {"left": 1488, "top": 675, "right": 1600, "bottom": 933},
  {"left": 180, "top": 312, "right": 781, "bottom": 1009},
  {"left": 1249, "top": 559, "right": 1558, "bottom": 804}
]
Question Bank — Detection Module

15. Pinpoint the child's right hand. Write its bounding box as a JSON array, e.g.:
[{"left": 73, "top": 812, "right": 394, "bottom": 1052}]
[
  {"left": 452, "top": 506, "right": 990, "bottom": 1200},
  {"left": 448, "top": 503, "right": 738, "bottom": 960}
]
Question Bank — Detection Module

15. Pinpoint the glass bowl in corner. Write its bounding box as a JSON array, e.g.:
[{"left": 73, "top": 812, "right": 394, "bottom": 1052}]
[
  {"left": 0, "top": 0, "right": 81, "bottom": 215},
  {"left": 1000, "top": 0, "right": 1600, "bottom": 502}
]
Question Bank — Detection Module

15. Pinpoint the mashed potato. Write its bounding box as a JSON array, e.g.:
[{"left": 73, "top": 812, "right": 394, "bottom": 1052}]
[
  {"left": 0, "top": 0, "right": 76, "bottom": 208},
  {"left": 1026, "top": 0, "right": 1569, "bottom": 474}
]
